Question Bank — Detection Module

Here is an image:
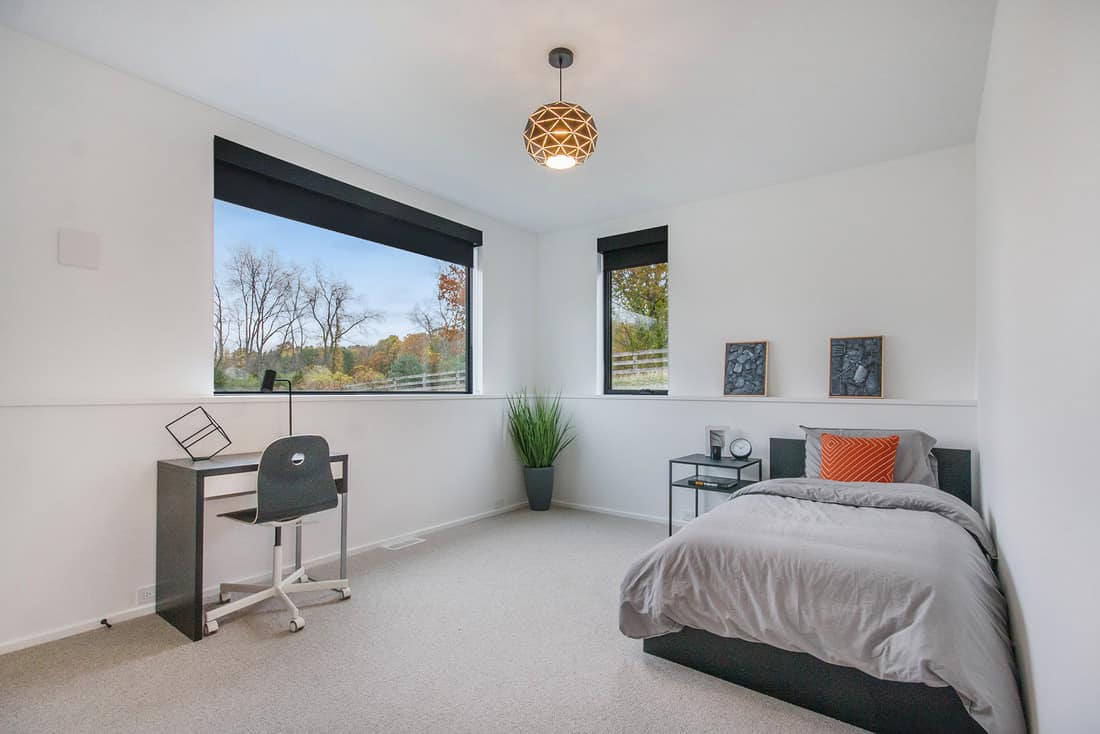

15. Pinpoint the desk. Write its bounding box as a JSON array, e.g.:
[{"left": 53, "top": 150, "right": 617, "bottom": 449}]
[{"left": 156, "top": 450, "right": 349, "bottom": 641}]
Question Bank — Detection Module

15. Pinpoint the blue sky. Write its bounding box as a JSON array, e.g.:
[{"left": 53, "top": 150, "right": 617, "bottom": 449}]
[{"left": 214, "top": 200, "right": 441, "bottom": 344}]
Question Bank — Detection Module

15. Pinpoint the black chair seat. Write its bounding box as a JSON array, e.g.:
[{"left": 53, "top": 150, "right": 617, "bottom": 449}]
[{"left": 218, "top": 508, "right": 302, "bottom": 524}]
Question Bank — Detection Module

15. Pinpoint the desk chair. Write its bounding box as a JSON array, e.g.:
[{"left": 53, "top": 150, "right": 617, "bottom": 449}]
[{"left": 203, "top": 435, "right": 351, "bottom": 635}]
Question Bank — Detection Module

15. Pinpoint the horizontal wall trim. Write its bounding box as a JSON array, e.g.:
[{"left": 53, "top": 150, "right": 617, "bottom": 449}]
[
  {"left": 560, "top": 394, "right": 977, "bottom": 408},
  {"left": 0, "top": 393, "right": 511, "bottom": 410},
  {"left": 0, "top": 394, "right": 977, "bottom": 410},
  {"left": 0, "top": 500, "right": 528, "bottom": 656}
]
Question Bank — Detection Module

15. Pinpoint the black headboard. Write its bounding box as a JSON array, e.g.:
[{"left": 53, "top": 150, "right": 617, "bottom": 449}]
[{"left": 769, "top": 437, "right": 973, "bottom": 507}]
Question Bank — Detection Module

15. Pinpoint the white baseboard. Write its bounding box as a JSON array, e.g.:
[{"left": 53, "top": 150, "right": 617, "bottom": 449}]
[
  {"left": 551, "top": 499, "right": 687, "bottom": 528},
  {"left": 0, "top": 605, "right": 158, "bottom": 657},
  {"left": 0, "top": 501, "right": 527, "bottom": 656}
]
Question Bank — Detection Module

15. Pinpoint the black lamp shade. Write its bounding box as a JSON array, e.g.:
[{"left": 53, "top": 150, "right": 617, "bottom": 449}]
[{"left": 261, "top": 369, "right": 277, "bottom": 393}]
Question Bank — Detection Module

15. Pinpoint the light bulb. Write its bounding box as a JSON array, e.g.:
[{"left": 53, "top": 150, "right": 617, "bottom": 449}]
[{"left": 546, "top": 155, "right": 577, "bottom": 170}]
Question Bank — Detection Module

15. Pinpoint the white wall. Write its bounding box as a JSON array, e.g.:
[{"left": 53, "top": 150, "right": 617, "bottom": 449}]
[
  {"left": 536, "top": 145, "right": 976, "bottom": 399},
  {"left": 535, "top": 146, "right": 979, "bottom": 521},
  {"left": 975, "top": 1, "right": 1100, "bottom": 731},
  {"left": 0, "top": 27, "right": 536, "bottom": 651}
]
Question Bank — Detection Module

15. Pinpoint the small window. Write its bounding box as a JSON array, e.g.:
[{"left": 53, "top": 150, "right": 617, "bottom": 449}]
[
  {"left": 599, "top": 226, "right": 669, "bottom": 394},
  {"left": 213, "top": 138, "right": 480, "bottom": 394}
]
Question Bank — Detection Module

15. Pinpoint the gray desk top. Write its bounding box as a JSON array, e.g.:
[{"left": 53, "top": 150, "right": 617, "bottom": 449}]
[{"left": 158, "top": 450, "right": 348, "bottom": 477}]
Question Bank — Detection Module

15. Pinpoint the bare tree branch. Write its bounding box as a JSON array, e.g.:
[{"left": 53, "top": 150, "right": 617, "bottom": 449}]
[
  {"left": 308, "top": 263, "right": 379, "bottom": 371},
  {"left": 223, "top": 245, "right": 298, "bottom": 374},
  {"left": 214, "top": 281, "right": 226, "bottom": 369}
]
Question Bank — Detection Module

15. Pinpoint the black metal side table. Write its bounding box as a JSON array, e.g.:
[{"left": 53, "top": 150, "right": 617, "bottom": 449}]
[{"left": 668, "top": 454, "right": 763, "bottom": 536}]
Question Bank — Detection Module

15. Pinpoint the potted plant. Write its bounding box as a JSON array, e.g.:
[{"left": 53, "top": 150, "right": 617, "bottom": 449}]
[{"left": 506, "top": 390, "right": 575, "bottom": 511}]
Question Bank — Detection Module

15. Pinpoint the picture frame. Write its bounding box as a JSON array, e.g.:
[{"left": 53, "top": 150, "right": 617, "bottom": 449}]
[
  {"left": 828, "top": 335, "right": 884, "bottom": 398},
  {"left": 704, "top": 425, "right": 729, "bottom": 458},
  {"left": 723, "top": 341, "right": 768, "bottom": 396}
]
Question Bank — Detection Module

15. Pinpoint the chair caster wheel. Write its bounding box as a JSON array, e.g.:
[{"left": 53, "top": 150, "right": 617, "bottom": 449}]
[
  {"left": 339, "top": 587, "right": 352, "bottom": 600},
  {"left": 204, "top": 620, "right": 219, "bottom": 636},
  {"left": 289, "top": 616, "right": 305, "bottom": 633},
  {"left": 218, "top": 591, "right": 232, "bottom": 604}
]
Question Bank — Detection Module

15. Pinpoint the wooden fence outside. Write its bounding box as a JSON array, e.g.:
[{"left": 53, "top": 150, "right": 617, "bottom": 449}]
[
  {"left": 348, "top": 369, "right": 467, "bottom": 392},
  {"left": 343, "top": 350, "right": 667, "bottom": 392},
  {"left": 610, "top": 348, "right": 669, "bottom": 375}
]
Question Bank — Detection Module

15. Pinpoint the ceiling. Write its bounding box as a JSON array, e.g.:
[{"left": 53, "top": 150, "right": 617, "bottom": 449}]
[{"left": 0, "top": 0, "right": 996, "bottom": 233}]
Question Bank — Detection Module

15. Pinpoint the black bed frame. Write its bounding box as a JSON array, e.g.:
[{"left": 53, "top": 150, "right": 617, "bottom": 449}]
[{"left": 643, "top": 437, "right": 983, "bottom": 734}]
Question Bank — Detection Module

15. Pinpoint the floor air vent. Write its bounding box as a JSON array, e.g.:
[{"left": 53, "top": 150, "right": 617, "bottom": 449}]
[{"left": 381, "top": 537, "right": 426, "bottom": 551}]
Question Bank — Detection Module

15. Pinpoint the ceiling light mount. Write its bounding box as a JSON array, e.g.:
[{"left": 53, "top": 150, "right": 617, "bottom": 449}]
[
  {"left": 548, "top": 47, "right": 574, "bottom": 70},
  {"left": 523, "top": 46, "right": 597, "bottom": 171}
]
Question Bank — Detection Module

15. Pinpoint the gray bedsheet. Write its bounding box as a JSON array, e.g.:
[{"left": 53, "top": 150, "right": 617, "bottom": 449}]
[{"left": 619, "top": 478, "right": 1025, "bottom": 733}]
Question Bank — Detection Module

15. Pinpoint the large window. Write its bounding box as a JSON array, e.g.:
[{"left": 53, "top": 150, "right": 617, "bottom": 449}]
[
  {"left": 213, "top": 138, "right": 479, "bottom": 393},
  {"left": 599, "top": 226, "right": 669, "bottom": 394}
]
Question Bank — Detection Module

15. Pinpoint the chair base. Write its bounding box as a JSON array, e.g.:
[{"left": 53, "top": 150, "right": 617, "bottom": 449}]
[{"left": 203, "top": 539, "right": 350, "bottom": 636}]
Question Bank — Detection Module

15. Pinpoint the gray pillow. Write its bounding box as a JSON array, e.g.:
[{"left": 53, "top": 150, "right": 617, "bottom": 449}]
[{"left": 800, "top": 426, "right": 939, "bottom": 488}]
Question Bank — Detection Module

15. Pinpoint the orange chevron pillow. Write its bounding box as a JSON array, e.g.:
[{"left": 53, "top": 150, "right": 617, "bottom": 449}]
[{"left": 819, "top": 433, "right": 900, "bottom": 483}]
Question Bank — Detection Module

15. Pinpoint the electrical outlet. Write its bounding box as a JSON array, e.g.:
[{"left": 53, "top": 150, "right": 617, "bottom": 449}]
[{"left": 136, "top": 585, "right": 155, "bottom": 606}]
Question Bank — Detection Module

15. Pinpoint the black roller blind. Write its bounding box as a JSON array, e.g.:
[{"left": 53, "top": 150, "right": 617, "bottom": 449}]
[
  {"left": 597, "top": 225, "right": 668, "bottom": 270},
  {"left": 214, "top": 137, "right": 482, "bottom": 267}
]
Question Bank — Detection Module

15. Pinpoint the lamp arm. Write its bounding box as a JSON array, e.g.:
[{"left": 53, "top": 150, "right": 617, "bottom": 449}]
[{"left": 275, "top": 379, "right": 293, "bottom": 435}]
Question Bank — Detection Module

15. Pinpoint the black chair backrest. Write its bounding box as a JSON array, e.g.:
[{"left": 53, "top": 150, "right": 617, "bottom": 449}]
[{"left": 254, "top": 435, "right": 338, "bottom": 523}]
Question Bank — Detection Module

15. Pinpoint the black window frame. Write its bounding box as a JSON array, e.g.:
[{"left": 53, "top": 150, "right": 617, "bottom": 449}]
[
  {"left": 599, "top": 225, "right": 669, "bottom": 395},
  {"left": 213, "top": 137, "right": 479, "bottom": 395}
]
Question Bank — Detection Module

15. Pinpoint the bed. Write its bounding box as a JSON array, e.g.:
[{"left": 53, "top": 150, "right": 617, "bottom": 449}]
[{"left": 620, "top": 437, "right": 1024, "bottom": 734}]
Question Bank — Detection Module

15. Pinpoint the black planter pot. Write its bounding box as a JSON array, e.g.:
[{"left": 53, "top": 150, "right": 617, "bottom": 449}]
[{"left": 523, "top": 466, "right": 554, "bottom": 511}]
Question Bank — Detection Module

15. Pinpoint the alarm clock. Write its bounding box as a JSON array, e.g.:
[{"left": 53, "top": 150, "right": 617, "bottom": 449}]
[{"left": 729, "top": 437, "right": 752, "bottom": 460}]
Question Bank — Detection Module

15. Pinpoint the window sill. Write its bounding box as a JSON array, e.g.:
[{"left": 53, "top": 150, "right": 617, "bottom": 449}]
[
  {"left": 567, "top": 394, "right": 977, "bottom": 407},
  {"left": 0, "top": 393, "right": 507, "bottom": 409},
  {"left": 604, "top": 390, "right": 669, "bottom": 396}
]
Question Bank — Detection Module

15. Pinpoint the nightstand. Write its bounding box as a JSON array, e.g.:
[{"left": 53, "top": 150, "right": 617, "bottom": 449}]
[{"left": 668, "top": 454, "right": 763, "bottom": 536}]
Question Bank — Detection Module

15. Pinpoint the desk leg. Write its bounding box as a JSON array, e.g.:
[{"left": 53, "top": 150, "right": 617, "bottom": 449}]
[
  {"left": 340, "top": 457, "right": 349, "bottom": 579},
  {"left": 694, "top": 487, "right": 699, "bottom": 518},
  {"left": 156, "top": 464, "right": 204, "bottom": 642}
]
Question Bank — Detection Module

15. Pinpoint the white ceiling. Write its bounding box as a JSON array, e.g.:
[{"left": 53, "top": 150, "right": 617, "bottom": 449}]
[{"left": 0, "top": 0, "right": 996, "bottom": 233}]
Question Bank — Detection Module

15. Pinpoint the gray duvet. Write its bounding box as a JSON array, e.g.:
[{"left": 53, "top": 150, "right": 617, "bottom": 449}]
[{"left": 619, "top": 478, "right": 1025, "bottom": 734}]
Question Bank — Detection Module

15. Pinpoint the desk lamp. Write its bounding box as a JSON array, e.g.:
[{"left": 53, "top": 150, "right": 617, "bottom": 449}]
[{"left": 261, "top": 369, "right": 293, "bottom": 435}]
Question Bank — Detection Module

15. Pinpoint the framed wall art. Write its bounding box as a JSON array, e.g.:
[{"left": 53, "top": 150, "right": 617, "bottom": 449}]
[
  {"left": 723, "top": 341, "right": 768, "bottom": 396},
  {"left": 828, "top": 336, "right": 883, "bottom": 398}
]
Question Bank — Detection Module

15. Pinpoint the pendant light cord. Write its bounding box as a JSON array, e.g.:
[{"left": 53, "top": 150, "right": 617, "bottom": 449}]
[{"left": 559, "top": 66, "right": 562, "bottom": 101}]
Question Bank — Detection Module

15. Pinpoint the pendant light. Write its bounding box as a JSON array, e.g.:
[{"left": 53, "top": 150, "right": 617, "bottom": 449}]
[{"left": 523, "top": 47, "right": 598, "bottom": 170}]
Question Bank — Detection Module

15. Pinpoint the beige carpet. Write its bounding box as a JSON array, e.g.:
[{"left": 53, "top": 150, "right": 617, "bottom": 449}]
[{"left": 0, "top": 508, "right": 861, "bottom": 733}]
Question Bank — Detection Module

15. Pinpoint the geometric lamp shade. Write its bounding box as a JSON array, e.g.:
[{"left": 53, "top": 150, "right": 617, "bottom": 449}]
[{"left": 523, "top": 101, "right": 598, "bottom": 170}]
